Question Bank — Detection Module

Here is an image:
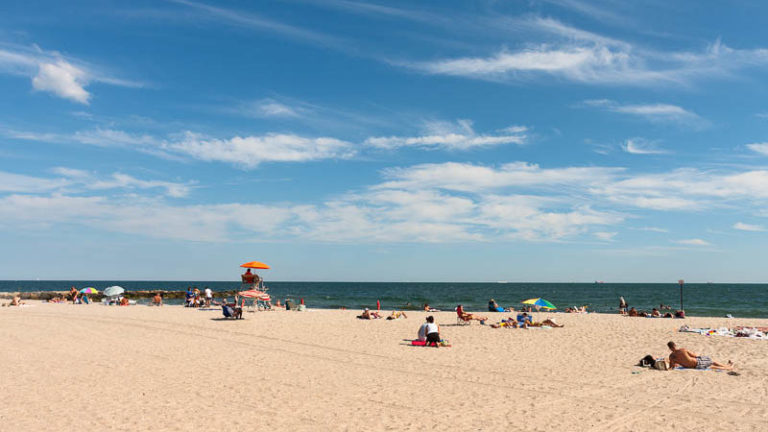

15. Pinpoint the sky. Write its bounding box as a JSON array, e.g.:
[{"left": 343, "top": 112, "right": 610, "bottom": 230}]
[{"left": 2, "top": 0, "right": 768, "bottom": 282}]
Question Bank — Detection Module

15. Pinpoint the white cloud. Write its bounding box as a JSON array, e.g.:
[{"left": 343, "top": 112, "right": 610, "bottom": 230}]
[
  {"left": 637, "top": 226, "right": 668, "bottom": 233},
  {"left": 0, "top": 171, "right": 68, "bottom": 193},
  {"left": 674, "top": 238, "right": 711, "bottom": 246},
  {"left": 31, "top": 59, "right": 91, "bottom": 104},
  {"left": 238, "top": 98, "right": 302, "bottom": 118},
  {"left": 365, "top": 119, "right": 527, "bottom": 151},
  {"left": 594, "top": 231, "right": 617, "bottom": 241},
  {"left": 0, "top": 168, "right": 191, "bottom": 197},
  {"left": 746, "top": 142, "right": 768, "bottom": 156},
  {"left": 583, "top": 99, "right": 703, "bottom": 126},
  {"left": 378, "top": 161, "right": 622, "bottom": 192},
  {"left": 0, "top": 44, "right": 140, "bottom": 104},
  {"left": 408, "top": 22, "right": 768, "bottom": 87},
  {"left": 733, "top": 222, "right": 766, "bottom": 232},
  {"left": 622, "top": 138, "right": 669, "bottom": 155},
  {"left": 166, "top": 131, "right": 356, "bottom": 168}
]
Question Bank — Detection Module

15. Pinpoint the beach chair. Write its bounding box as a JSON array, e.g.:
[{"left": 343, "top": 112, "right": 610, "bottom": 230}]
[
  {"left": 456, "top": 306, "right": 472, "bottom": 325},
  {"left": 221, "top": 304, "right": 242, "bottom": 319}
]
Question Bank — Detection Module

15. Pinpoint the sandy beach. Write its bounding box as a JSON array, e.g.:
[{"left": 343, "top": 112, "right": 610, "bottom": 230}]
[{"left": 1, "top": 303, "right": 767, "bottom": 431}]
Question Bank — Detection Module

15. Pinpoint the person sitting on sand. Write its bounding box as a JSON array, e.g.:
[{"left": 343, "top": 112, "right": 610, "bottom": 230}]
[
  {"left": 456, "top": 305, "right": 488, "bottom": 322},
  {"left": 667, "top": 341, "right": 733, "bottom": 371},
  {"left": 651, "top": 308, "right": 661, "bottom": 317},
  {"left": 417, "top": 319, "right": 429, "bottom": 341},
  {"left": 628, "top": 307, "right": 639, "bottom": 317},
  {"left": 9, "top": 294, "right": 25, "bottom": 306},
  {"left": 152, "top": 293, "right": 163, "bottom": 306},
  {"left": 387, "top": 310, "right": 407, "bottom": 320},
  {"left": 424, "top": 316, "right": 441, "bottom": 347},
  {"left": 70, "top": 286, "right": 79, "bottom": 304},
  {"left": 358, "top": 308, "right": 381, "bottom": 319},
  {"left": 120, "top": 296, "right": 130, "bottom": 306}
]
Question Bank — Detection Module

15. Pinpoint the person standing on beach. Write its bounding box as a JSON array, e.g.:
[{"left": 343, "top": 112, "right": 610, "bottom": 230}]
[
  {"left": 70, "top": 286, "right": 78, "bottom": 304},
  {"left": 204, "top": 286, "right": 212, "bottom": 307},
  {"left": 619, "top": 296, "right": 628, "bottom": 314}
]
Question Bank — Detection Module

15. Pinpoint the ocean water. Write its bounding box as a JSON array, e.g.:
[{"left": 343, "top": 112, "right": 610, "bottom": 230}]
[{"left": 2, "top": 280, "right": 767, "bottom": 318}]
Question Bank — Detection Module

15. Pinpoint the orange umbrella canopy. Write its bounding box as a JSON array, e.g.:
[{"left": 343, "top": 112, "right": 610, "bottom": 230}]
[{"left": 240, "top": 261, "right": 270, "bottom": 269}]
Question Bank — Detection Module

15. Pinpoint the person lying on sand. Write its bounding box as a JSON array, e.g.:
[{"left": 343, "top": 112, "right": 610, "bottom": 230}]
[
  {"left": 387, "top": 310, "right": 407, "bottom": 320},
  {"left": 667, "top": 341, "right": 733, "bottom": 370},
  {"left": 358, "top": 308, "right": 381, "bottom": 319},
  {"left": 528, "top": 318, "right": 564, "bottom": 328},
  {"left": 490, "top": 318, "right": 519, "bottom": 329}
]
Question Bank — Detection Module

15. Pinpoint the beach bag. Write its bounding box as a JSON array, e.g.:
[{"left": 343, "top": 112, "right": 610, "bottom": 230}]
[{"left": 638, "top": 355, "right": 655, "bottom": 367}]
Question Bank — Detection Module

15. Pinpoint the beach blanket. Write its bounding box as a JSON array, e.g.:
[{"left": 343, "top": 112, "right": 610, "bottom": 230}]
[{"left": 678, "top": 325, "right": 766, "bottom": 340}]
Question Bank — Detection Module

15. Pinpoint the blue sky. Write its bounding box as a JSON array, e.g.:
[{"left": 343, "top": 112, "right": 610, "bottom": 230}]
[{"left": 2, "top": 0, "right": 768, "bottom": 282}]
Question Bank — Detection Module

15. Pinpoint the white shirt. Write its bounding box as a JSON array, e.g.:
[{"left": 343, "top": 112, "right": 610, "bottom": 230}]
[
  {"left": 205, "top": 288, "right": 212, "bottom": 298},
  {"left": 417, "top": 323, "right": 428, "bottom": 341},
  {"left": 425, "top": 322, "right": 439, "bottom": 335}
]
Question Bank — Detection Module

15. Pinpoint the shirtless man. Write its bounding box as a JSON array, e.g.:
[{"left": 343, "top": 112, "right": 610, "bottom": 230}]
[{"left": 667, "top": 341, "right": 734, "bottom": 370}]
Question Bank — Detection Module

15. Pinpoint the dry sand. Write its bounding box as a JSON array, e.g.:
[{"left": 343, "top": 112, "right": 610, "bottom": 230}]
[{"left": 1, "top": 302, "right": 767, "bottom": 431}]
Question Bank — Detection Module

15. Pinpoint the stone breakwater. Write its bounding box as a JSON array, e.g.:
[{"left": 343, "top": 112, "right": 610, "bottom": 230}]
[{"left": 0, "top": 290, "right": 244, "bottom": 301}]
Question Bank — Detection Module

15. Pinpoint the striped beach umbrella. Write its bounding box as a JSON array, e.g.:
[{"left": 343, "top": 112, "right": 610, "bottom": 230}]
[{"left": 521, "top": 298, "right": 556, "bottom": 309}]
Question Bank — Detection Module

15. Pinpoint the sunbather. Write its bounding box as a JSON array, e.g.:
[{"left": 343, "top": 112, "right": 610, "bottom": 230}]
[
  {"left": 528, "top": 317, "right": 564, "bottom": 328},
  {"left": 457, "top": 304, "right": 487, "bottom": 322},
  {"left": 387, "top": 310, "right": 407, "bottom": 320},
  {"left": 490, "top": 317, "right": 520, "bottom": 328},
  {"left": 10, "top": 294, "right": 25, "bottom": 306},
  {"left": 358, "top": 308, "right": 381, "bottom": 319},
  {"left": 667, "top": 341, "right": 733, "bottom": 370}
]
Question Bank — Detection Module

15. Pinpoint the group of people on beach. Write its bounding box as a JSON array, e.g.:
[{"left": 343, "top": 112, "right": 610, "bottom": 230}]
[
  {"left": 184, "top": 286, "right": 213, "bottom": 308},
  {"left": 620, "top": 296, "right": 685, "bottom": 318}
]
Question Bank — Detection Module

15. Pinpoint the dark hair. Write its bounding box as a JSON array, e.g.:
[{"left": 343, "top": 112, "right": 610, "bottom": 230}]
[
  {"left": 667, "top": 341, "right": 676, "bottom": 349},
  {"left": 426, "top": 316, "right": 434, "bottom": 323}
]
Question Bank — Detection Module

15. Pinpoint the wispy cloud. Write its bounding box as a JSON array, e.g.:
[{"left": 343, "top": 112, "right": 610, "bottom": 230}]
[
  {"left": 166, "top": 132, "right": 356, "bottom": 168},
  {"left": 733, "top": 222, "right": 766, "bottom": 232},
  {"left": 674, "top": 238, "right": 711, "bottom": 246},
  {"left": 365, "top": 120, "right": 527, "bottom": 151},
  {"left": 594, "top": 231, "right": 617, "bottom": 241},
  {"left": 582, "top": 99, "right": 703, "bottom": 126},
  {"left": 0, "top": 168, "right": 191, "bottom": 197},
  {"left": 636, "top": 226, "right": 669, "bottom": 233},
  {"left": 0, "top": 43, "right": 141, "bottom": 104},
  {"left": 407, "top": 22, "right": 768, "bottom": 88},
  {"left": 746, "top": 142, "right": 768, "bottom": 156},
  {"left": 622, "top": 138, "right": 669, "bottom": 155},
  {"left": 168, "top": 0, "right": 348, "bottom": 50}
]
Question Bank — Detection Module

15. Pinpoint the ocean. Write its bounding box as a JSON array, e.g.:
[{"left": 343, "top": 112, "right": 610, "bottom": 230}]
[{"left": 2, "top": 280, "right": 767, "bottom": 318}]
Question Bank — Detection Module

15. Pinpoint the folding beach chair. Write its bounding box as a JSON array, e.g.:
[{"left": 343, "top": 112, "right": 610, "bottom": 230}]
[{"left": 456, "top": 305, "right": 472, "bottom": 325}]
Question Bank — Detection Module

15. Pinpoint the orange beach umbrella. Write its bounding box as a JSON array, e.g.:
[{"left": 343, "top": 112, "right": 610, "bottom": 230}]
[{"left": 240, "top": 261, "right": 270, "bottom": 269}]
